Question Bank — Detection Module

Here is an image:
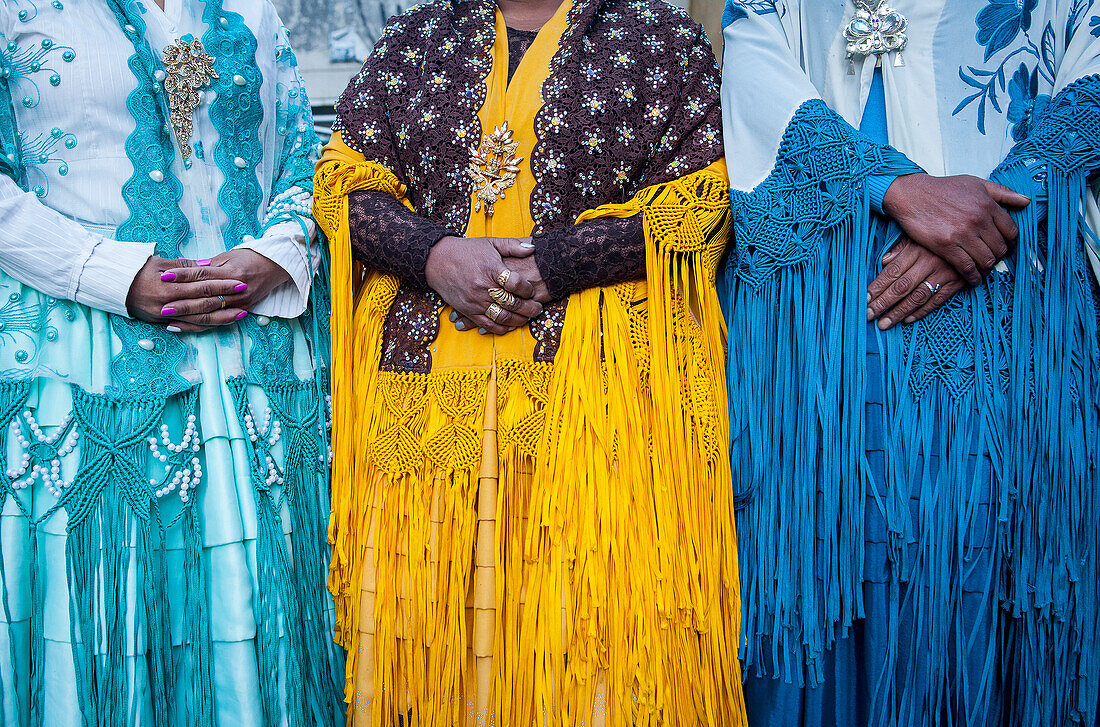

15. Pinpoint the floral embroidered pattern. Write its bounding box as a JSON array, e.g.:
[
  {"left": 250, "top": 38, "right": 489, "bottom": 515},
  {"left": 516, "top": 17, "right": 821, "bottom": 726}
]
[
  {"left": 380, "top": 287, "right": 444, "bottom": 373},
  {"left": 529, "top": 0, "right": 723, "bottom": 233},
  {"left": 333, "top": 0, "right": 496, "bottom": 233},
  {"left": 976, "top": 0, "right": 1038, "bottom": 61},
  {"left": 956, "top": 0, "right": 1059, "bottom": 134}
]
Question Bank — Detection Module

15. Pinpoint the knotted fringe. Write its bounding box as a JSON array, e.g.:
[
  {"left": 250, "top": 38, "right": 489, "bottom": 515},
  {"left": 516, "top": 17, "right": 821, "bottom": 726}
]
[
  {"left": 724, "top": 94, "right": 1099, "bottom": 725},
  {"left": 225, "top": 376, "right": 343, "bottom": 727},
  {"left": 0, "top": 382, "right": 33, "bottom": 722},
  {"left": 61, "top": 388, "right": 214, "bottom": 727},
  {"left": 723, "top": 207, "right": 873, "bottom": 687},
  {"left": 993, "top": 160, "right": 1100, "bottom": 726},
  {"left": 315, "top": 158, "right": 744, "bottom": 725},
  {"left": 313, "top": 159, "right": 405, "bottom": 697}
]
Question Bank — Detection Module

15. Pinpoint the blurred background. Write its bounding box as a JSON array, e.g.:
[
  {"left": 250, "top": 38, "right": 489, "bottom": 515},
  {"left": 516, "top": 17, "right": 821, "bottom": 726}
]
[{"left": 272, "top": 0, "right": 723, "bottom": 138}]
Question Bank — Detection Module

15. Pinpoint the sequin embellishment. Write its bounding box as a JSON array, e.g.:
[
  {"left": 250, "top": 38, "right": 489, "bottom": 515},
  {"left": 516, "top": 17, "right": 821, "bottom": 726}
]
[
  {"left": 467, "top": 121, "right": 523, "bottom": 216},
  {"left": 161, "top": 35, "right": 217, "bottom": 159}
]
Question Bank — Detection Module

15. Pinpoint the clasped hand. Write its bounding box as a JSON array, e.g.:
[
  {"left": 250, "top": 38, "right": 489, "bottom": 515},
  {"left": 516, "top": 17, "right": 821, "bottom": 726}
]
[
  {"left": 868, "top": 173, "right": 1030, "bottom": 329},
  {"left": 426, "top": 235, "right": 551, "bottom": 335},
  {"left": 127, "top": 249, "right": 291, "bottom": 332}
]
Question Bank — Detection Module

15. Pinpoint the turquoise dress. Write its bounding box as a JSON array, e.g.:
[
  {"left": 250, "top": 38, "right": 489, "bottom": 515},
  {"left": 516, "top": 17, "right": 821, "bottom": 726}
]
[{"left": 0, "top": 1, "right": 342, "bottom": 725}]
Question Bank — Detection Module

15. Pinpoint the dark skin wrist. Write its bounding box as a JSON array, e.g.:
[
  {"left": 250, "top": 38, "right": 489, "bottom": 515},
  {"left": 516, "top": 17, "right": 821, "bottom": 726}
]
[
  {"left": 882, "top": 172, "right": 1029, "bottom": 285},
  {"left": 425, "top": 235, "right": 545, "bottom": 334}
]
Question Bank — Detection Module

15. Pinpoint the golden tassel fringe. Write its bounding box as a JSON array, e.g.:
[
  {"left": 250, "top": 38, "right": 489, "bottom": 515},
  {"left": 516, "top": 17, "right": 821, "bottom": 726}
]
[{"left": 315, "top": 156, "right": 745, "bottom": 726}]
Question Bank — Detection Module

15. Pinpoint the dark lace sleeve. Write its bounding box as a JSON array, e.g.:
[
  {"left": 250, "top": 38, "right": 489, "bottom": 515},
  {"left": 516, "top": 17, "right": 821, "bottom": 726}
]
[
  {"left": 532, "top": 215, "right": 645, "bottom": 300},
  {"left": 347, "top": 189, "right": 456, "bottom": 290}
]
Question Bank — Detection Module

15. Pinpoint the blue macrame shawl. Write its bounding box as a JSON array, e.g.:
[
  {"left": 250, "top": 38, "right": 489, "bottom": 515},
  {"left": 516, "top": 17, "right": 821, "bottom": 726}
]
[{"left": 721, "top": 78, "right": 1100, "bottom": 725}]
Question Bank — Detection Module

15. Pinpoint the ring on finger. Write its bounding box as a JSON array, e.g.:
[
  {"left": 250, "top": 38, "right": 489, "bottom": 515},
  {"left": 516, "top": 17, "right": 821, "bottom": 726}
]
[
  {"left": 218, "top": 295, "right": 227, "bottom": 309},
  {"left": 923, "top": 280, "right": 942, "bottom": 295},
  {"left": 488, "top": 287, "right": 517, "bottom": 309},
  {"left": 496, "top": 268, "right": 512, "bottom": 288},
  {"left": 485, "top": 302, "right": 505, "bottom": 323}
]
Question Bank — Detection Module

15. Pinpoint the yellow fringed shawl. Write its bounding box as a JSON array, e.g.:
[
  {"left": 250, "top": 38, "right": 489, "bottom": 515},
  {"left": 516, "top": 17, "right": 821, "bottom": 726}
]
[{"left": 315, "top": 3, "right": 744, "bottom": 723}]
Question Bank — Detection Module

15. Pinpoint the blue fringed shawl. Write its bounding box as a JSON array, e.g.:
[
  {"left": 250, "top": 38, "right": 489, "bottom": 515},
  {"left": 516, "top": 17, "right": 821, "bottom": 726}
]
[{"left": 721, "top": 77, "right": 1100, "bottom": 724}]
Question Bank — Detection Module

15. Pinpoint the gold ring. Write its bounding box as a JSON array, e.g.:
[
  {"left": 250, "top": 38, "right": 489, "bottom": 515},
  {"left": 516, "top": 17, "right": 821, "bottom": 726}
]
[
  {"left": 218, "top": 295, "right": 227, "bottom": 309},
  {"left": 488, "top": 287, "right": 517, "bottom": 309},
  {"left": 496, "top": 268, "right": 511, "bottom": 288},
  {"left": 485, "top": 302, "right": 505, "bottom": 322}
]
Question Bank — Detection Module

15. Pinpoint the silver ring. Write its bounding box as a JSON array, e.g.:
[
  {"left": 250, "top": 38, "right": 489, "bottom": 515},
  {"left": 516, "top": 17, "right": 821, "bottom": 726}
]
[
  {"left": 218, "top": 295, "right": 227, "bottom": 309},
  {"left": 923, "top": 280, "right": 941, "bottom": 295}
]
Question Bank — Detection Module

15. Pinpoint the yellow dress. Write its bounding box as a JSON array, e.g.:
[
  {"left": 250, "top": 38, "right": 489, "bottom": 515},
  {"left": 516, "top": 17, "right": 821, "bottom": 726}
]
[{"left": 315, "top": 2, "right": 745, "bottom": 724}]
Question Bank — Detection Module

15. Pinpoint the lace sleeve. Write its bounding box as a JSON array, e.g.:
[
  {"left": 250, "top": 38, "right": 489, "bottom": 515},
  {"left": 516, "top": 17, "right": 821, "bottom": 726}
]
[
  {"left": 532, "top": 215, "right": 645, "bottom": 300},
  {"left": 347, "top": 189, "right": 456, "bottom": 290}
]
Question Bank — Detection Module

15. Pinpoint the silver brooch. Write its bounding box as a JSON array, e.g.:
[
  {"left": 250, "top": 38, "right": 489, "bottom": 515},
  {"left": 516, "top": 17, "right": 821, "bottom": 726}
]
[{"left": 844, "top": 0, "right": 908, "bottom": 70}]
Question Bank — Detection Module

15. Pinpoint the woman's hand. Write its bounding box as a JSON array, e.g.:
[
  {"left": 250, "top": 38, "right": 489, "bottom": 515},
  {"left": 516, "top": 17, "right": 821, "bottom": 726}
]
[
  {"left": 152, "top": 249, "right": 292, "bottom": 332},
  {"left": 427, "top": 235, "right": 543, "bottom": 334},
  {"left": 127, "top": 255, "right": 249, "bottom": 332},
  {"left": 448, "top": 250, "right": 553, "bottom": 333},
  {"left": 882, "top": 173, "right": 1029, "bottom": 285},
  {"left": 867, "top": 237, "right": 966, "bottom": 329}
]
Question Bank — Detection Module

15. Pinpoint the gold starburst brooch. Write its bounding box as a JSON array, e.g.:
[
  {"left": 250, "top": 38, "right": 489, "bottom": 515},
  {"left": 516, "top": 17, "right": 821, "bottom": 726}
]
[{"left": 467, "top": 122, "right": 523, "bottom": 217}]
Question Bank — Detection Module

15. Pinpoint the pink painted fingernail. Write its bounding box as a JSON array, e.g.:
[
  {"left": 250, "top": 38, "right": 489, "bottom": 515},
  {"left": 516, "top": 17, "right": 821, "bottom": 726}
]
[
  {"left": 161, "top": 307, "right": 177, "bottom": 316},
  {"left": 196, "top": 259, "right": 211, "bottom": 266},
  {"left": 160, "top": 271, "right": 177, "bottom": 282},
  {"left": 904, "top": 316, "right": 916, "bottom": 324},
  {"left": 866, "top": 307, "right": 874, "bottom": 322},
  {"left": 878, "top": 317, "right": 893, "bottom": 330},
  {"left": 235, "top": 310, "right": 248, "bottom": 320},
  {"left": 234, "top": 283, "right": 248, "bottom": 292}
]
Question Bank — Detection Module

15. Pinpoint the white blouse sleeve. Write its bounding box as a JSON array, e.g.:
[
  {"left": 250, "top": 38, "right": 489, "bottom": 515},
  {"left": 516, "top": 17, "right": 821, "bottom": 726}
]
[
  {"left": 0, "top": 174, "right": 152, "bottom": 316},
  {"left": 236, "top": 217, "right": 319, "bottom": 318}
]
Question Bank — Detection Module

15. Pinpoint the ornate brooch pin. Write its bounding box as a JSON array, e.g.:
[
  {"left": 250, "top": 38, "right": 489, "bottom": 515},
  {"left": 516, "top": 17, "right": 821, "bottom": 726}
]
[
  {"left": 844, "top": 0, "right": 908, "bottom": 70},
  {"left": 467, "top": 122, "right": 523, "bottom": 217},
  {"left": 161, "top": 35, "right": 218, "bottom": 159}
]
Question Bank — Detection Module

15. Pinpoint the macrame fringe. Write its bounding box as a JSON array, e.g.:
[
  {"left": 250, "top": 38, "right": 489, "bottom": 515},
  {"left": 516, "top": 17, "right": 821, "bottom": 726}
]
[
  {"left": 723, "top": 96, "right": 1099, "bottom": 725},
  {"left": 316, "top": 158, "right": 744, "bottom": 725},
  {"left": 721, "top": 201, "right": 874, "bottom": 686},
  {"left": 993, "top": 161, "right": 1100, "bottom": 726}
]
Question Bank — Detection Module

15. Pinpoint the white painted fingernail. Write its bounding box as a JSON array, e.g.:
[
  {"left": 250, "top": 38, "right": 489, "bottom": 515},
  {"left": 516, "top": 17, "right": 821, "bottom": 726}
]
[
  {"left": 166, "top": 325, "right": 182, "bottom": 333},
  {"left": 519, "top": 242, "right": 534, "bottom": 249}
]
